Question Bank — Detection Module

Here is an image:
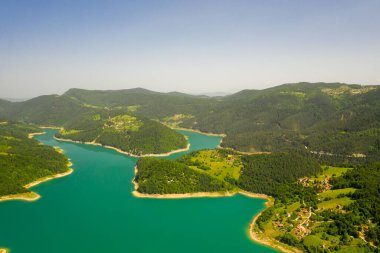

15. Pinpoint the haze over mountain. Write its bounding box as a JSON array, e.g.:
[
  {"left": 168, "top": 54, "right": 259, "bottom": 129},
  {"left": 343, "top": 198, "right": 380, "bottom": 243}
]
[{"left": 1, "top": 0, "right": 380, "bottom": 98}]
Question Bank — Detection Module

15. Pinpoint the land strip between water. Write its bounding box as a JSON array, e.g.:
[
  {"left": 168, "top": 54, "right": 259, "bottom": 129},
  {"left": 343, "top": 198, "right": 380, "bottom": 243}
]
[
  {"left": 131, "top": 165, "right": 298, "bottom": 253},
  {"left": 0, "top": 130, "right": 74, "bottom": 202},
  {"left": 54, "top": 136, "right": 190, "bottom": 157},
  {"left": 0, "top": 165, "right": 73, "bottom": 203}
]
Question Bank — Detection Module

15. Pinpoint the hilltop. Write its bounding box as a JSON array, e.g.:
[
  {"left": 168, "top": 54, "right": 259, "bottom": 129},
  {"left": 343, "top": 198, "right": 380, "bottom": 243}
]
[
  {"left": 0, "top": 82, "right": 379, "bottom": 162},
  {"left": 0, "top": 92, "right": 188, "bottom": 155}
]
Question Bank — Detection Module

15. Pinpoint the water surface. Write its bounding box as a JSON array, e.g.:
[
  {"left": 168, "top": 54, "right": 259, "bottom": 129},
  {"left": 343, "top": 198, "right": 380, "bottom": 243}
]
[{"left": 0, "top": 129, "right": 277, "bottom": 253}]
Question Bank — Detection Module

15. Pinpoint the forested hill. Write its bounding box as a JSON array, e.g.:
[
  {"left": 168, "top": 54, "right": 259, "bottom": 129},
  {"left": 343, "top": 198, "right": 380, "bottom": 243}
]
[
  {"left": 0, "top": 93, "right": 188, "bottom": 155},
  {"left": 0, "top": 82, "right": 379, "bottom": 161},
  {"left": 135, "top": 157, "right": 232, "bottom": 194},
  {"left": 1, "top": 94, "right": 93, "bottom": 125},
  {"left": 56, "top": 112, "right": 187, "bottom": 155},
  {"left": 189, "top": 83, "right": 380, "bottom": 163},
  {"left": 65, "top": 83, "right": 380, "bottom": 163},
  {"left": 0, "top": 122, "right": 70, "bottom": 197},
  {"left": 136, "top": 149, "right": 322, "bottom": 198},
  {"left": 63, "top": 87, "right": 218, "bottom": 119}
]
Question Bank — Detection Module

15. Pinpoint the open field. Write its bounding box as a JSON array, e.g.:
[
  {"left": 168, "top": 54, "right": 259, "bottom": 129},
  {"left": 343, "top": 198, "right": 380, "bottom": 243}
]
[
  {"left": 315, "top": 166, "right": 352, "bottom": 180},
  {"left": 187, "top": 150, "right": 242, "bottom": 181},
  {"left": 318, "top": 197, "right": 354, "bottom": 210},
  {"left": 319, "top": 188, "right": 356, "bottom": 200}
]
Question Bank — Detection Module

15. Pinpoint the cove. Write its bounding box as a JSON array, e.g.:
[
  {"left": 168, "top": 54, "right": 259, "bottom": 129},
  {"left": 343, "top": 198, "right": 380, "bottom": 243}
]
[{"left": 0, "top": 129, "right": 277, "bottom": 253}]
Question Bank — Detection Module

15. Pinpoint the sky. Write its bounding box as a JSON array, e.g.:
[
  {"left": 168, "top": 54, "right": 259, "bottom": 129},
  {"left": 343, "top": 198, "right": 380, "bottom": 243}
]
[{"left": 1, "top": 0, "right": 379, "bottom": 98}]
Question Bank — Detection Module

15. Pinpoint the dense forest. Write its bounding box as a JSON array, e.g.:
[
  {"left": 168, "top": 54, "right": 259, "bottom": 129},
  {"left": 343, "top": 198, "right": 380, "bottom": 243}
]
[
  {"left": 135, "top": 157, "right": 231, "bottom": 194},
  {"left": 191, "top": 83, "right": 380, "bottom": 163},
  {"left": 0, "top": 122, "right": 69, "bottom": 197},
  {"left": 135, "top": 150, "right": 322, "bottom": 200},
  {"left": 237, "top": 152, "right": 321, "bottom": 201},
  {"left": 0, "top": 94, "right": 188, "bottom": 155},
  {"left": 55, "top": 111, "right": 187, "bottom": 155}
]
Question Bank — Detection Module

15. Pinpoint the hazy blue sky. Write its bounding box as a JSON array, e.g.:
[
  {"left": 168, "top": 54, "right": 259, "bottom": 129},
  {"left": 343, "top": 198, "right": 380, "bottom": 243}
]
[{"left": 1, "top": 0, "right": 379, "bottom": 98}]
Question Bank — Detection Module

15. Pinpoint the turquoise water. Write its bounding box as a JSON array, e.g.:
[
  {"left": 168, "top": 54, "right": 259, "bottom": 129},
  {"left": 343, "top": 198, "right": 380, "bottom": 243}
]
[{"left": 0, "top": 129, "right": 277, "bottom": 253}]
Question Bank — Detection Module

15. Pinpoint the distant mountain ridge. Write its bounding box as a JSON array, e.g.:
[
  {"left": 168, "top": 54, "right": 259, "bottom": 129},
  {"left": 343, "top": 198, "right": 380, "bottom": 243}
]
[
  {"left": 0, "top": 82, "right": 379, "bottom": 163},
  {"left": 1, "top": 97, "right": 30, "bottom": 102}
]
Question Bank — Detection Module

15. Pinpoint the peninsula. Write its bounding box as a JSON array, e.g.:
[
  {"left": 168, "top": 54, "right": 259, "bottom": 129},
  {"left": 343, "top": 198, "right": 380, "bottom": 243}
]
[
  {"left": 0, "top": 122, "right": 73, "bottom": 201},
  {"left": 133, "top": 149, "right": 380, "bottom": 252}
]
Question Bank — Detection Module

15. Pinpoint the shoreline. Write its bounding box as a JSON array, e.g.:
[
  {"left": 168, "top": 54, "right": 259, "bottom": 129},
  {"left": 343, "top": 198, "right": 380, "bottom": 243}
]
[
  {"left": 28, "top": 131, "right": 45, "bottom": 139},
  {"left": 39, "top": 126, "right": 62, "bottom": 129},
  {"left": 132, "top": 189, "right": 272, "bottom": 200},
  {"left": 0, "top": 160, "right": 73, "bottom": 203},
  {"left": 132, "top": 166, "right": 237, "bottom": 198},
  {"left": 132, "top": 165, "right": 295, "bottom": 253},
  {"left": 133, "top": 186, "right": 296, "bottom": 253},
  {"left": 133, "top": 189, "right": 238, "bottom": 199},
  {"left": 220, "top": 147, "right": 272, "bottom": 156},
  {"left": 54, "top": 136, "right": 190, "bottom": 157},
  {"left": 248, "top": 202, "right": 301, "bottom": 253},
  {"left": 45, "top": 126, "right": 290, "bottom": 252},
  {"left": 169, "top": 125, "right": 271, "bottom": 155},
  {"left": 170, "top": 126, "right": 226, "bottom": 137},
  {"left": 25, "top": 166, "right": 73, "bottom": 189}
]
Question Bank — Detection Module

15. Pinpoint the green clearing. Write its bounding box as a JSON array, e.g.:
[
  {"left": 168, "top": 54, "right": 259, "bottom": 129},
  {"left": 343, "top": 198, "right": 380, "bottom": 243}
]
[
  {"left": 336, "top": 245, "right": 371, "bottom": 253},
  {"left": 303, "top": 235, "right": 323, "bottom": 248},
  {"left": 162, "top": 114, "right": 195, "bottom": 128},
  {"left": 0, "top": 144, "right": 10, "bottom": 153},
  {"left": 317, "top": 197, "right": 354, "bottom": 210},
  {"left": 319, "top": 188, "right": 356, "bottom": 200},
  {"left": 60, "top": 129, "right": 82, "bottom": 135},
  {"left": 126, "top": 105, "right": 141, "bottom": 112},
  {"left": 92, "top": 114, "right": 101, "bottom": 120},
  {"left": 285, "top": 202, "right": 301, "bottom": 213},
  {"left": 186, "top": 150, "right": 242, "bottom": 181},
  {"left": 107, "top": 114, "right": 143, "bottom": 132},
  {"left": 314, "top": 166, "right": 352, "bottom": 181}
]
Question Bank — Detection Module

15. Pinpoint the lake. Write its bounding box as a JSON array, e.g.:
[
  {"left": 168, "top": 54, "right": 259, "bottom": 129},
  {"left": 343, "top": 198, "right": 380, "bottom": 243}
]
[{"left": 0, "top": 129, "right": 277, "bottom": 253}]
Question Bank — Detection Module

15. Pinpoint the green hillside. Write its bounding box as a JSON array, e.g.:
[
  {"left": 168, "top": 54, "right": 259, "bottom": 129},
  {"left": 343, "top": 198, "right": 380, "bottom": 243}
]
[
  {"left": 135, "top": 157, "right": 232, "bottom": 194},
  {"left": 56, "top": 111, "right": 187, "bottom": 155},
  {"left": 0, "top": 94, "right": 188, "bottom": 155},
  {"left": 177, "top": 149, "right": 321, "bottom": 201},
  {"left": 0, "top": 82, "right": 379, "bottom": 162},
  {"left": 135, "top": 149, "right": 322, "bottom": 200},
  {"left": 53, "top": 83, "right": 380, "bottom": 163},
  {"left": 2, "top": 95, "right": 93, "bottom": 125},
  {"left": 63, "top": 87, "right": 218, "bottom": 119},
  {"left": 189, "top": 83, "right": 379, "bottom": 163},
  {"left": 0, "top": 122, "right": 70, "bottom": 197}
]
